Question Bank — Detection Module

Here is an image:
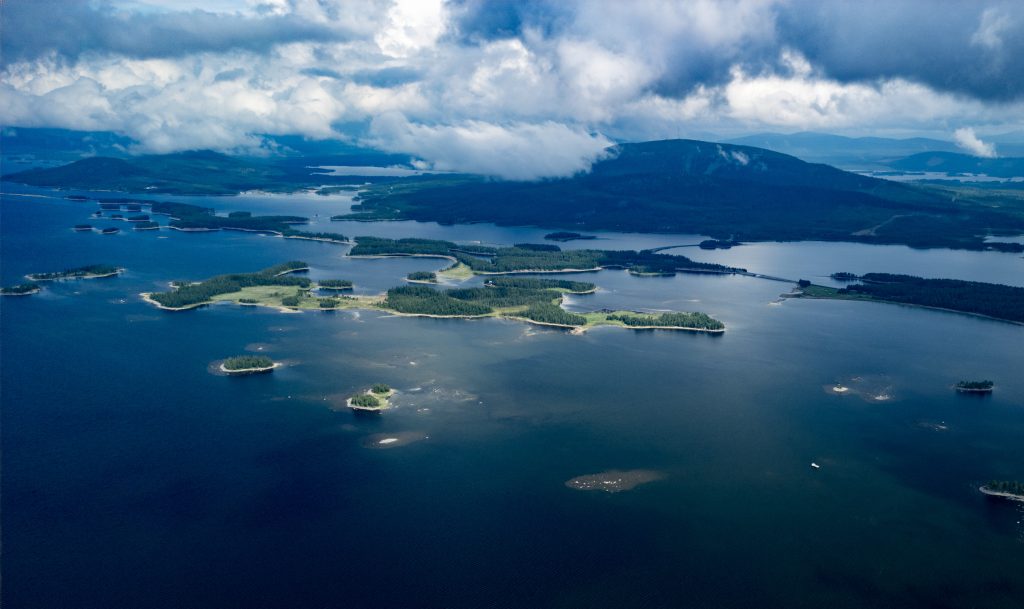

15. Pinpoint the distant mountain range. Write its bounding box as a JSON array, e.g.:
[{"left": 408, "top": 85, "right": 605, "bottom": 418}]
[
  {"left": 5, "top": 137, "right": 1023, "bottom": 251},
  {"left": 726, "top": 131, "right": 1024, "bottom": 167},
  {"left": 889, "top": 152, "right": 1024, "bottom": 178},
  {"left": 346, "top": 139, "right": 1024, "bottom": 250}
]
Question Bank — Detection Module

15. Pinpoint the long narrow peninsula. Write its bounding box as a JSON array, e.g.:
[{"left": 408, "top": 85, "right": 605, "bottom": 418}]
[
  {"left": 141, "top": 262, "right": 725, "bottom": 333},
  {"left": 787, "top": 273, "right": 1024, "bottom": 325}
]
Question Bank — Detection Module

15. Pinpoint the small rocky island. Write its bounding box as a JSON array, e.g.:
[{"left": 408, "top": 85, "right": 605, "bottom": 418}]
[
  {"left": 26, "top": 264, "right": 123, "bottom": 281},
  {"left": 1, "top": 283, "right": 42, "bottom": 296},
  {"left": 220, "top": 355, "right": 278, "bottom": 375},
  {"left": 565, "top": 469, "right": 664, "bottom": 493},
  {"left": 979, "top": 480, "right": 1024, "bottom": 502},
  {"left": 544, "top": 231, "right": 597, "bottom": 242},
  {"left": 956, "top": 380, "right": 994, "bottom": 393},
  {"left": 347, "top": 384, "right": 396, "bottom": 412}
]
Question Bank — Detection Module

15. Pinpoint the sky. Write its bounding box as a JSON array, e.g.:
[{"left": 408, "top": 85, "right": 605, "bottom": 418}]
[{"left": 2, "top": 0, "right": 1023, "bottom": 178}]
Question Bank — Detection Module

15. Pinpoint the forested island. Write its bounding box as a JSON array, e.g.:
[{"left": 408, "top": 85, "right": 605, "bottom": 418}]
[
  {"left": 349, "top": 236, "right": 744, "bottom": 276},
  {"left": 141, "top": 262, "right": 723, "bottom": 332},
  {"left": 545, "top": 232, "right": 597, "bottom": 242},
  {"left": 347, "top": 384, "right": 395, "bottom": 411},
  {"left": 956, "top": 380, "right": 994, "bottom": 393},
  {"left": 317, "top": 279, "right": 353, "bottom": 291},
  {"left": 979, "top": 481, "right": 1024, "bottom": 502},
  {"left": 406, "top": 271, "right": 437, "bottom": 283},
  {"left": 26, "top": 264, "right": 123, "bottom": 281},
  {"left": 791, "top": 274, "right": 1024, "bottom": 324},
  {"left": 220, "top": 355, "right": 277, "bottom": 375},
  {"left": 1, "top": 283, "right": 42, "bottom": 296},
  {"left": 147, "top": 200, "right": 349, "bottom": 242},
  {"left": 143, "top": 261, "right": 311, "bottom": 310}
]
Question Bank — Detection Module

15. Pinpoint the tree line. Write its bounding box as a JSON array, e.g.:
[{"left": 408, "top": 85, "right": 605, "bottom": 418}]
[{"left": 838, "top": 273, "right": 1024, "bottom": 323}]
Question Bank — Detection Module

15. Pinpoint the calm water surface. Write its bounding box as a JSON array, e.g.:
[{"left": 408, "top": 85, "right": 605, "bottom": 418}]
[{"left": 2, "top": 188, "right": 1023, "bottom": 609}]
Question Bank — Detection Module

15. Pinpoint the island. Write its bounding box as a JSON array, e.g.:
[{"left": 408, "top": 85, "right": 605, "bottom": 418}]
[
  {"left": 151, "top": 200, "right": 349, "bottom": 242},
  {"left": 134, "top": 221, "right": 160, "bottom": 230},
  {"left": 141, "top": 262, "right": 725, "bottom": 332},
  {"left": 347, "top": 384, "right": 396, "bottom": 412},
  {"left": 787, "top": 274, "right": 1024, "bottom": 324},
  {"left": 979, "top": 481, "right": 1024, "bottom": 502},
  {"left": 956, "top": 380, "right": 994, "bottom": 393},
  {"left": 142, "top": 261, "right": 311, "bottom": 310},
  {"left": 544, "top": 231, "right": 597, "bottom": 242},
  {"left": 1, "top": 283, "right": 42, "bottom": 296},
  {"left": 220, "top": 355, "right": 278, "bottom": 375},
  {"left": 699, "top": 239, "right": 740, "bottom": 249},
  {"left": 101, "top": 227, "right": 120, "bottom": 235},
  {"left": 348, "top": 236, "right": 744, "bottom": 277},
  {"left": 405, "top": 271, "right": 437, "bottom": 284},
  {"left": 26, "top": 264, "right": 123, "bottom": 281},
  {"left": 565, "top": 469, "right": 664, "bottom": 493},
  {"left": 317, "top": 279, "right": 353, "bottom": 291},
  {"left": 73, "top": 224, "right": 93, "bottom": 231}
]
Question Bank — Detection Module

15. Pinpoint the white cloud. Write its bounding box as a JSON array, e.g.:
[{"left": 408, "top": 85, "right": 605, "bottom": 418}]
[
  {"left": 953, "top": 127, "right": 997, "bottom": 158},
  {"left": 368, "top": 113, "right": 611, "bottom": 180},
  {"left": 3, "top": 1, "right": 1024, "bottom": 179}
]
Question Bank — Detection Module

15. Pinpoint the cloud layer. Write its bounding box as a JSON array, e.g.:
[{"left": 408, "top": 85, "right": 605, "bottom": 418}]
[{"left": 2, "top": 0, "right": 1023, "bottom": 178}]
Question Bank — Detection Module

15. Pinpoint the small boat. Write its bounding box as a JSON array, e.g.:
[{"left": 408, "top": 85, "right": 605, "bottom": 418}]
[{"left": 811, "top": 463, "right": 821, "bottom": 469}]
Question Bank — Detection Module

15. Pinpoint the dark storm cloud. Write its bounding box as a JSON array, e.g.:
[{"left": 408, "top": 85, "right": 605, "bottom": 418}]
[
  {"left": 0, "top": 0, "right": 352, "bottom": 64},
  {"left": 776, "top": 0, "right": 1024, "bottom": 102},
  {"left": 449, "top": 0, "right": 1024, "bottom": 103}
]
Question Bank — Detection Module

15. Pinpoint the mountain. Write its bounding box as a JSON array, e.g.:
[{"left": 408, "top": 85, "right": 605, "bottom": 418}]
[
  {"left": 889, "top": 152, "right": 1024, "bottom": 178},
  {"left": 345, "top": 139, "right": 1024, "bottom": 250},
  {"left": 726, "top": 132, "right": 959, "bottom": 167},
  {"left": 6, "top": 138, "right": 1023, "bottom": 250},
  {"left": 2, "top": 149, "right": 387, "bottom": 195}
]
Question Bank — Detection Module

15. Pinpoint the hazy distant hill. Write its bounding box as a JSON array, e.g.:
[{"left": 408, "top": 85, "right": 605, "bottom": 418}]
[
  {"left": 346, "top": 139, "right": 1024, "bottom": 250},
  {"left": 2, "top": 149, "right": 408, "bottom": 195},
  {"left": 889, "top": 152, "right": 1024, "bottom": 178},
  {"left": 726, "top": 132, "right": 959, "bottom": 167},
  {"left": 6, "top": 138, "right": 1023, "bottom": 250}
]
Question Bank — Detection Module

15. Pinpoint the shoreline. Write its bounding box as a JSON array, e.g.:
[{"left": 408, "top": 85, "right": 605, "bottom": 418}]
[
  {"left": 979, "top": 486, "right": 1024, "bottom": 502},
  {"left": 787, "top": 291, "right": 1024, "bottom": 326},
  {"left": 219, "top": 362, "right": 281, "bottom": 375},
  {"left": 140, "top": 292, "right": 209, "bottom": 311},
  {"left": 26, "top": 269, "right": 124, "bottom": 282},
  {"left": 0, "top": 288, "right": 42, "bottom": 296}
]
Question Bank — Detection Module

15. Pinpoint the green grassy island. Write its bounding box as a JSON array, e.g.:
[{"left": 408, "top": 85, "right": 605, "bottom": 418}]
[
  {"left": 1, "top": 283, "right": 42, "bottom": 296},
  {"left": 979, "top": 481, "right": 1024, "bottom": 502},
  {"left": 143, "top": 261, "right": 311, "bottom": 310},
  {"left": 317, "top": 279, "right": 353, "bottom": 290},
  {"left": 26, "top": 264, "right": 123, "bottom": 281},
  {"left": 141, "top": 261, "right": 724, "bottom": 333},
  {"left": 347, "top": 384, "right": 396, "bottom": 411},
  {"left": 406, "top": 271, "right": 437, "bottom": 283},
  {"left": 220, "top": 355, "right": 277, "bottom": 375},
  {"left": 790, "top": 274, "right": 1024, "bottom": 324},
  {"left": 956, "top": 380, "right": 994, "bottom": 393}
]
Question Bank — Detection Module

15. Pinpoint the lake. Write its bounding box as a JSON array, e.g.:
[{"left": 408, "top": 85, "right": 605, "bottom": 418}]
[{"left": 2, "top": 187, "right": 1023, "bottom": 609}]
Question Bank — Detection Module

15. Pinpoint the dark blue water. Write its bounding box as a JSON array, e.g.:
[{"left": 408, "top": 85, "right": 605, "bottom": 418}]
[{"left": 3, "top": 189, "right": 1024, "bottom": 608}]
